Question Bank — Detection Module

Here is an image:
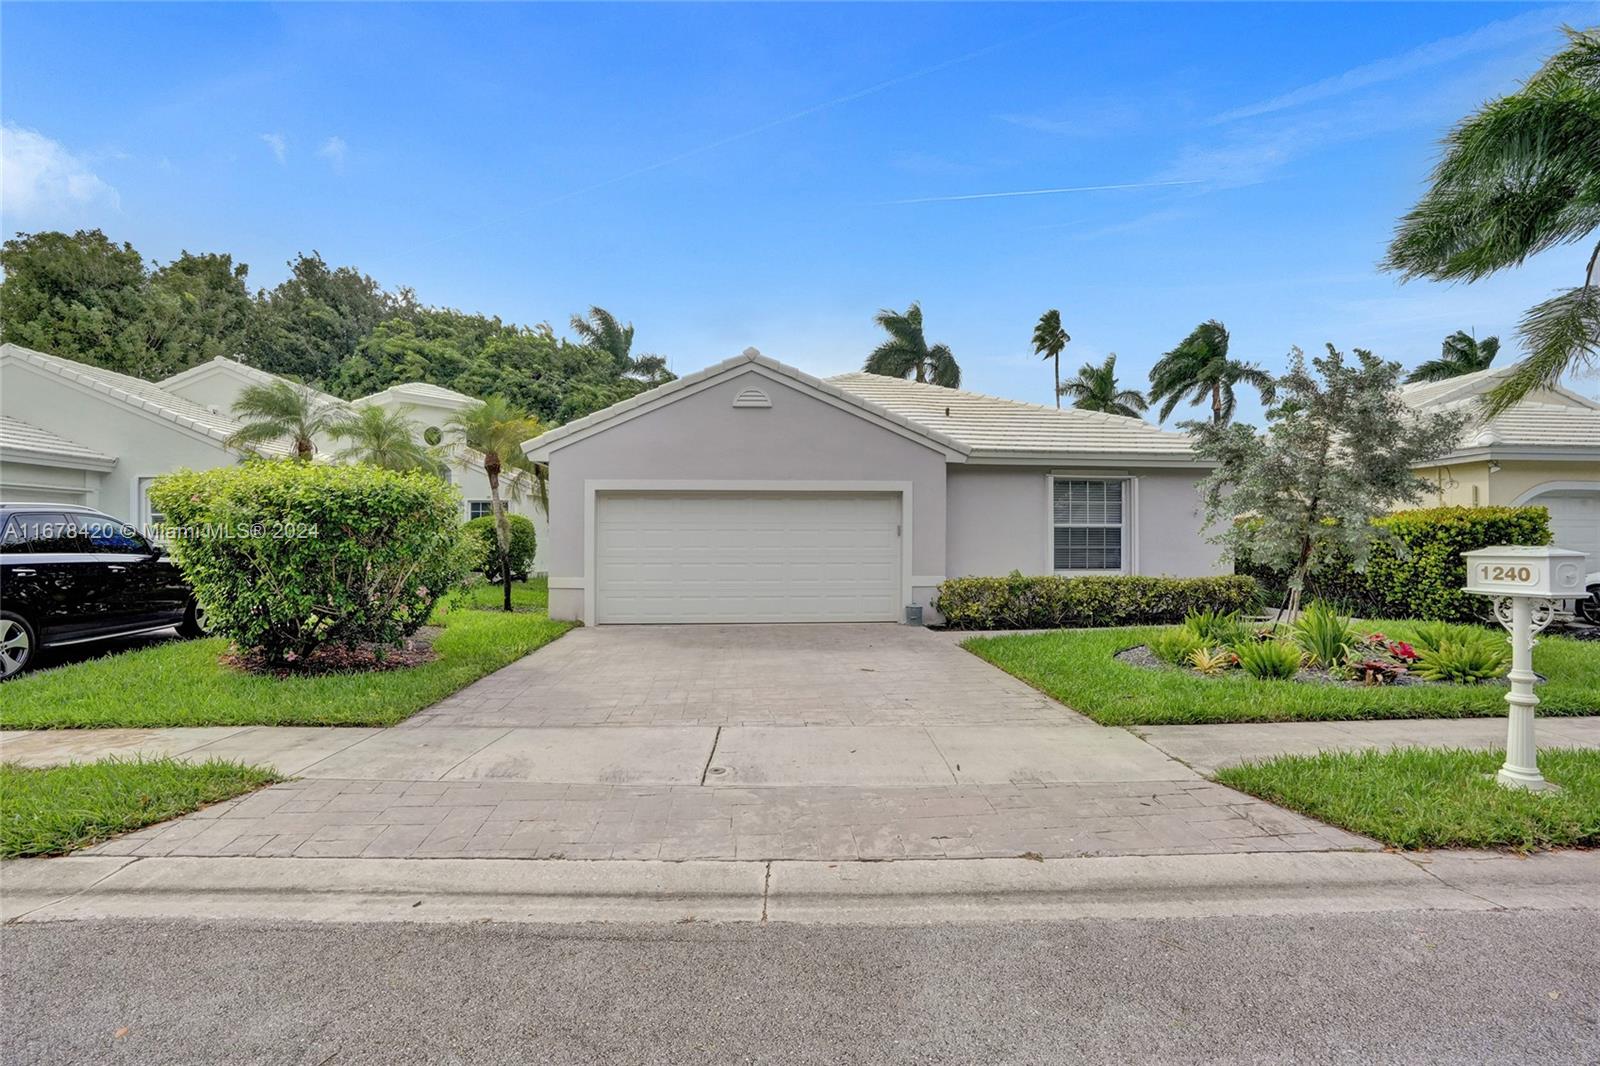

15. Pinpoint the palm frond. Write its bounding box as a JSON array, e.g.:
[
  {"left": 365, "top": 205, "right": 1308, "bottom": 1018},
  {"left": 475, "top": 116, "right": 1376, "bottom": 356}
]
[{"left": 1484, "top": 283, "right": 1600, "bottom": 415}]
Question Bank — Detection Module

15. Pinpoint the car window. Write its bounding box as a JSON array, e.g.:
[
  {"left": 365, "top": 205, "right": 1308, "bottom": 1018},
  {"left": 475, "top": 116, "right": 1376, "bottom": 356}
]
[
  {"left": 80, "top": 517, "right": 151, "bottom": 555},
  {"left": 0, "top": 512, "right": 84, "bottom": 554}
]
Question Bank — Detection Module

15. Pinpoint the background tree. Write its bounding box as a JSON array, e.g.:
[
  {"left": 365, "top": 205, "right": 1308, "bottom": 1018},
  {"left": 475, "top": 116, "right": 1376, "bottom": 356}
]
[
  {"left": 1032, "top": 309, "right": 1070, "bottom": 408},
  {"left": 243, "top": 252, "right": 400, "bottom": 383},
  {"left": 1058, "top": 353, "right": 1148, "bottom": 417},
  {"left": 863, "top": 302, "right": 960, "bottom": 387},
  {"left": 447, "top": 397, "right": 546, "bottom": 610},
  {"left": 1384, "top": 27, "right": 1599, "bottom": 414},
  {"left": 569, "top": 306, "right": 636, "bottom": 373},
  {"left": 331, "top": 405, "right": 441, "bottom": 473},
  {"left": 1189, "top": 345, "right": 1465, "bottom": 618},
  {"left": 1148, "top": 319, "right": 1273, "bottom": 423},
  {"left": 1405, "top": 330, "right": 1500, "bottom": 383},
  {"left": 225, "top": 380, "right": 345, "bottom": 461},
  {"left": 150, "top": 251, "right": 253, "bottom": 366}
]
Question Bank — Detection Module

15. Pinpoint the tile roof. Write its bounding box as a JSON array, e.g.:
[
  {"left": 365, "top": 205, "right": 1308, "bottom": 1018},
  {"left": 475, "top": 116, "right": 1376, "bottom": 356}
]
[
  {"left": 161, "top": 356, "right": 351, "bottom": 410},
  {"left": 0, "top": 415, "right": 117, "bottom": 469},
  {"left": 1400, "top": 365, "right": 1600, "bottom": 452},
  {"left": 359, "top": 381, "right": 481, "bottom": 407}
]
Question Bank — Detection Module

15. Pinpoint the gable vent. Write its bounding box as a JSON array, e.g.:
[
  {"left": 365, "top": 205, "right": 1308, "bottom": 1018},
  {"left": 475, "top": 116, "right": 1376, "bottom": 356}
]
[{"left": 732, "top": 386, "right": 772, "bottom": 409}]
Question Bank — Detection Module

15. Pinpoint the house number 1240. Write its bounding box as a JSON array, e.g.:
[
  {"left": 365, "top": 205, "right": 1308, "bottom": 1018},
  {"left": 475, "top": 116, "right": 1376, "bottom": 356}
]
[{"left": 1479, "top": 564, "right": 1534, "bottom": 583}]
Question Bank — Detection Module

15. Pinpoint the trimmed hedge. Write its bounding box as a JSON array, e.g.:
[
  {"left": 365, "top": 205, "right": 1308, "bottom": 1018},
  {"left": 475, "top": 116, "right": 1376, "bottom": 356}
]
[
  {"left": 1238, "top": 506, "right": 1551, "bottom": 623},
  {"left": 934, "top": 574, "right": 1261, "bottom": 630},
  {"left": 465, "top": 513, "right": 537, "bottom": 579}
]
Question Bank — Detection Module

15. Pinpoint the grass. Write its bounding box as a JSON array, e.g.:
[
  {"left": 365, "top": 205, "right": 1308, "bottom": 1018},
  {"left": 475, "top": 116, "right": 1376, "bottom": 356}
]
[
  {"left": 963, "top": 622, "right": 1599, "bottom": 726},
  {"left": 448, "top": 575, "right": 549, "bottom": 613},
  {"left": 1215, "top": 747, "right": 1600, "bottom": 851},
  {"left": 1, "top": 757, "right": 281, "bottom": 858},
  {"left": 0, "top": 606, "right": 573, "bottom": 730}
]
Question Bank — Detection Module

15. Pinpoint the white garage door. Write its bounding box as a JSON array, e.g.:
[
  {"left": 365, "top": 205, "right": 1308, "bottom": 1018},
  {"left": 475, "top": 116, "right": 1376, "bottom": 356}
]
[
  {"left": 1533, "top": 490, "right": 1600, "bottom": 569},
  {"left": 595, "top": 492, "right": 902, "bottom": 623}
]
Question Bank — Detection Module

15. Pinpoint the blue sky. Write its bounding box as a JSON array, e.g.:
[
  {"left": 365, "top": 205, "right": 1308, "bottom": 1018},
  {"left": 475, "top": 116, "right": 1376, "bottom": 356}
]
[{"left": 4, "top": 2, "right": 1597, "bottom": 422}]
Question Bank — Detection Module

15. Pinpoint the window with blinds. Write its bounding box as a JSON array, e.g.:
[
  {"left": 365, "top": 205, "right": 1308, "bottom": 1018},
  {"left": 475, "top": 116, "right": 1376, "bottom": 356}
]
[{"left": 1052, "top": 479, "right": 1125, "bottom": 571}]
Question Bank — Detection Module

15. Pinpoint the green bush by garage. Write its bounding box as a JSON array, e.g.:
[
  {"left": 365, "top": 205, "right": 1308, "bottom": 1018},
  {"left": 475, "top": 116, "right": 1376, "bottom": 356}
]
[
  {"left": 934, "top": 574, "right": 1260, "bottom": 630},
  {"left": 465, "top": 513, "right": 538, "bottom": 580}
]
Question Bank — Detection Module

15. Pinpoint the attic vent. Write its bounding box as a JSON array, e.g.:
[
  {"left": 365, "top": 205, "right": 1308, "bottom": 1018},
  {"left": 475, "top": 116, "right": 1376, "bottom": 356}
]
[{"left": 732, "top": 386, "right": 772, "bottom": 409}]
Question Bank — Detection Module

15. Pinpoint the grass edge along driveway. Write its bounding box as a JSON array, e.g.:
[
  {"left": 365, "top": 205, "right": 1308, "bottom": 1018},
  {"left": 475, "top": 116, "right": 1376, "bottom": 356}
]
[
  {"left": 0, "top": 608, "right": 574, "bottom": 730},
  {"left": 1215, "top": 747, "right": 1600, "bottom": 851},
  {"left": 1, "top": 757, "right": 282, "bottom": 859},
  {"left": 962, "top": 624, "right": 1598, "bottom": 726}
]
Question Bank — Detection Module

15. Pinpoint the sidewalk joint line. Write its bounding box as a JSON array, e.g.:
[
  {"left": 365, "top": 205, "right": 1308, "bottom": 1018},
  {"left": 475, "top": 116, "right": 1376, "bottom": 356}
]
[
  {"left": 699, "top": 726, "right": 723, "bottom": 786},
  {"left": 760, "top": 860, "right": 771, "bottom": 923}
]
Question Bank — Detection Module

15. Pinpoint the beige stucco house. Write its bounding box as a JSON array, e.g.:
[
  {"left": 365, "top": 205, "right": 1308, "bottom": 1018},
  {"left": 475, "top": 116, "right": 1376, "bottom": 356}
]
[
  {"left": 1402, "top": 366, "right": 1600, "bottom": 566},
  {"left": 526, "top": 348, "right": 1220, "bottom": 626}
]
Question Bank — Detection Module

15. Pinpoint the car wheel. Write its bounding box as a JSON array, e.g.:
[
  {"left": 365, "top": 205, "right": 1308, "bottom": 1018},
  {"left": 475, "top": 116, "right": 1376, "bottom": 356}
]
[
  {"left": 0, "top": 611, "right": 36, "bottom": 679},
  {"left": 1579, "top": 588, "right": 1600, "bottom": 627},
  {"left": 178, "top": 598, "right": 213, "bottom": 638}
]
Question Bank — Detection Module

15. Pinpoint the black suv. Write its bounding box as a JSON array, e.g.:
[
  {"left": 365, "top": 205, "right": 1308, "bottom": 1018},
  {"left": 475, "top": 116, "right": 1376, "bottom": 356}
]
[{"left": 0, "top": 504, "right": 206, "bottom": 678}]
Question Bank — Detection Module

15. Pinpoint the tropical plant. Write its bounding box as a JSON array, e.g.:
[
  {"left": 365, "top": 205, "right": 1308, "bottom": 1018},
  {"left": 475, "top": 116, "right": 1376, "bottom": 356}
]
[
  {"left": 1234, "top": 639, "right": 1303, "bottom": 680},
  {"left": 1147, "top": 320, "right": 1274, "bottom": 423},
  {"left": 447, "top": 396, "right": 546, "bottom": 611},
  {"left": 1058, "top": 353, "right": 1148, "bottom": 418},
  {"left": 1032, "top": 309, "right": 1070, "bottom": 408},
  {"left": 1384, "top": 27, "right": 1600, "bottom": 415},
  {"left": 1182, "top": 607, "right": 1251, "bottom": 648},
  {"left": 863, "top": 302, "right": 960, "bottom": 387},
  {"left": 1290, "top": 601, "right": 1358, "bottom": 668},
  {"left": 569, "top": 306, "right": 635, "bottom": 370},
  {"left": 1187, "top": 645, "right": 1237, "bottom": 676},
  {"left": 1149, "top": 626, "right": 1207, "bottom": 666},
  {"left": 1413, "top": 632, "right": 1512, "bottom": 684},
  {"left": 331, "top": 404, "right": 441, "bottom": 473},
  {"left": 1191, "top": 345, "right": 1466, "bottom": 618},
  {"left": 225, "top": 379, "right": 345, "bottom": 461},
  {"left": 1406, "top": 330, "right": 1501, "bottom": 384}
]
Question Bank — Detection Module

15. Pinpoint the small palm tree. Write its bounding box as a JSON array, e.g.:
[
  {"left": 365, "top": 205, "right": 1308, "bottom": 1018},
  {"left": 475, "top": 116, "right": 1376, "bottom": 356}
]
[
  {"left": 1148, "top": 320, "right": 1274, "bottom": 423},
  {"left": 863, "top": 302, "right": 960, "bottom": 387},
  {"left": 332, "top": 405, "right": 442, "bottom": 473},
  {"left": 1406, "top": 331, "right": 1501, "bottom": 383},
  {"left": 570, "top": 306, "right": 636, "bottom": 370},
  {"left": 1032, "top": 309, "right": 1070, "bottom": 408},
  {"left": 447, "top": 396, "right": 546, "bottom": 611},
  {"left": 225, "top": 380, "right": 343, "bottom": 460},
  {"left": 1059, "top": 354, "right": 1148, "bottom": 418}
]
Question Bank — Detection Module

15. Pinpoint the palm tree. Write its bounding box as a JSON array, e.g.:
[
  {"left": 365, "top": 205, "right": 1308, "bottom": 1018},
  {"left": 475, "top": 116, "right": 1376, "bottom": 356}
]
[
  {"left": 1058, "top": 354, "right": 1149, "bottom": 418},
  {"left": 1032, "top": 309, "right": 1070, "bottom": 408},
  {"left": 225, "top": 380, "right": 343, "bottom": 460},
  {"left": 1405, "top": 331, "right": 1501, "bottom": 384},
  {"left": 446, "top": 396, "right": 546, "bottom": 611},
  {"left": 863, "top": 302, "right": 960, "bottom": 387},
  {"left": 628, "top": 352, "right": 675, "bottom": 386},
  {"left": 570, "top": 306, "right": 635, "bottom": 371},
  {"left": 332, "top": 405, "right": 441, "bottom": 473},
  {"left": 1147, "top": 320, "right": 1274, "bottom": 424},
  {"left": 1385, "top": 27, "right": 1599, "bottom": 415}
]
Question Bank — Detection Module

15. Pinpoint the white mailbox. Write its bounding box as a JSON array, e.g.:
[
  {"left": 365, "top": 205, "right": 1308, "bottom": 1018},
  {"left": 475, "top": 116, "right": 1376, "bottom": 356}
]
[{"left": 1462, "top": 545, "right": 1588, "bottom": 599}]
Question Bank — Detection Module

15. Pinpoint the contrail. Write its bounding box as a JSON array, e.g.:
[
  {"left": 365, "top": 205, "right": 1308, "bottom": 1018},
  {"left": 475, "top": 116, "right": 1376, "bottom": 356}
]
[{"left": 881, "top": 180, "right": 1202, "bottom": 206}]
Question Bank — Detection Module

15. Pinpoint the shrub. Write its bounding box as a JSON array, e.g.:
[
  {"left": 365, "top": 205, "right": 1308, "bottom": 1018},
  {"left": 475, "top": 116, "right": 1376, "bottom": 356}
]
[
  {"left": 1411, "top": 624, "right": 1512, "bottom": 683},
  {"left": 150, "top": 462, "right": 480, "bottom": 666},
  {"left": 935, "top": 574, "right": 1260, "bottom": 630},
  {"left": 1291, "top": 601, "right": 1358, "bottom": 668},
  {"left": 1184, "top": 607, "right": 1252, "bottom": 648},
  {"left": 465, "top": 514, "right": 537, "bottom": 579},
  {"left": 1237, "top": 506, "right": 1551, "bottom": 622},
  {"left": 1235, "top": 640, "right": 1303, "bottom": 680},
  {"left": 1149, "top": 627, "right": 1207, "bottom": 666},
  {"left": 1187, "top": 645, "right": 1237, "bottom": 676}
]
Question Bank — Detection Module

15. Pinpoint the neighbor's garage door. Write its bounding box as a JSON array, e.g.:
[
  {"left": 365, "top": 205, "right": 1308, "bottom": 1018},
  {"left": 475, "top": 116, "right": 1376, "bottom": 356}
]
[
  {"left": 595, "top": 492, "right": 902, "bottom": 623},
  {"left": 1532, "top": 490, "right": 1600, "bottom": 568}
]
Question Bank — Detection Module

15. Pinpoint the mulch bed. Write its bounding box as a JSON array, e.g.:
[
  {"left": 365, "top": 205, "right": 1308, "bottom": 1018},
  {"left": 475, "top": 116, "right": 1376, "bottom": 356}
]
[
  {"left": 223, "top": 626, "right": 441, "bottom": 678},
  {"left": 1113, "top": 643, "right": 1512, "bottom": 689}
]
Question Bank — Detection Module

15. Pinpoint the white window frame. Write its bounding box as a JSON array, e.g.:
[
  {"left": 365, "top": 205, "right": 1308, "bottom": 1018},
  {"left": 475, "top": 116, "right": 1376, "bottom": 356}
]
[
  {"left": 468, "top": 499, "right": 494, "bottom": 521},
  {"left": 1046, "top": 474, "right": 1136, "bottom": 576},
  {"left": 136, "top": 477, "right": 167, "bottom": 541}
]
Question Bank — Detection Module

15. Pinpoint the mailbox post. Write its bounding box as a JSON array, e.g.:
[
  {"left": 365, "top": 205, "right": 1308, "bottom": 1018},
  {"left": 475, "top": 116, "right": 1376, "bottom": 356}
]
[{"left": 1462, "top": 545, "right": 1589, "bottom": 792}]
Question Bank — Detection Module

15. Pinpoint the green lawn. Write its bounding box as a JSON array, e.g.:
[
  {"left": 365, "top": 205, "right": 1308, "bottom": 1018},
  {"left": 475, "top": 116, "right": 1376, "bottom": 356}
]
[
  {"left": 1215, "top": 747, "right": 1600, "bottom": 851},
  {"left": 448, "top": 576, "right": 549, "bottom": 613},
  {"left": 963, "top": 623, "right": 1599, "bottom": 726},
  {"left": 0, "top": 606, "right": 573, "bottom": 730},
  {"left": 1, "top": 757, "right": 281, "bottom": 858}
]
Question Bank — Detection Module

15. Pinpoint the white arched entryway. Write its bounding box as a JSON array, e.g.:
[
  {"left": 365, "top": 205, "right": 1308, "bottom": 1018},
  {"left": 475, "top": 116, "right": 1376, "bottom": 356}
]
[{"left": 1514, "top": 481, "right": 1600, "bottom": 570}]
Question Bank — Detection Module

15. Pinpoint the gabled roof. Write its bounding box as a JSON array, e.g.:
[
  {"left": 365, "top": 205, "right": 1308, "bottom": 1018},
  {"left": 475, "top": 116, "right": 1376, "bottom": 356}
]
[
  {"left": 358, "top": 381, "right": 480, "bottom": 408},
  {"left": 828, "top": 372, "right": 1198, "bottom": 462},
  {"left": 0, "top": 343, "right": 292, "bottom": 456},
  {"left": 161, "top": 355, "right": 351, "bottom": 410},
  {"left": 0, "top": 415, "right": 117, "bottom": 471},
  {"left": 1400, "top": 365, "right": 1600, "bottom": 457}
]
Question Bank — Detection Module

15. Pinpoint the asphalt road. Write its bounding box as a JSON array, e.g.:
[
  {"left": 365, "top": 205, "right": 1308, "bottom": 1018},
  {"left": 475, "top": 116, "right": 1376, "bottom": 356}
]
[{"left": 4, "top": 910, "right": 1597, "bottom": 1065}]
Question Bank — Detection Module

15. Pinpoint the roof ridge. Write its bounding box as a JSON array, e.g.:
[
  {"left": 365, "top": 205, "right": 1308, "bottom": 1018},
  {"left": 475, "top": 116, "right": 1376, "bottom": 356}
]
[{"left": 828, "top": 371, "right": 1159, "bottom": 427}]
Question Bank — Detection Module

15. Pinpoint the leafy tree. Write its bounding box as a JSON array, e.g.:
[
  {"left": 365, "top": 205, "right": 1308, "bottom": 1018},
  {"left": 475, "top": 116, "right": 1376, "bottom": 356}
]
[
  {"left": 863, "top": 302, "right": 959, "bottom": 387},
  {"left": 1189, "top": 345, "right": 1466, "bottom": 617},
  {"left": 243, "top": 252, "right": 399, "bottom": 383},
  {"left": 446, "top": 396, "right": 546, "bottom": 610},
  {"left": 332, "top": 404, "right": 441, "bottom": 473},
  {"left": 1384, "top": 27, "right": 1600, "bottom": 414},
  {"left": 150, "top": 252, "right": 253, "bottom": 366},
  {"left": 1406, "top": 330, "right": 1501, "bottom": 383},
  {"left": 225, "top": 379, "right": 346, "bottom": 461},
  {"left": 569, "top": 306, "right": 635, "bottom": 373},
  {"left": 1148, "top": 319, "right": 1273, "bottom": 423},
  {"left": 1058, "top": 353, "right": 1148, "bottom": 417},
  {"left": 1032, "top": 309, "right": 1070, "bottom": 408}
]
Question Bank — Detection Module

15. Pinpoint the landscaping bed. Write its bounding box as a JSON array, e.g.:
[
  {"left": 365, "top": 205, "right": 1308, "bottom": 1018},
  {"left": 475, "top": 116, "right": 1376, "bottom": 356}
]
[
  {"left": 1214, "top": 748, "right": 1600, "bottom": 851},
  {"left": 1, "top": 757, "right": 281, "bottom": 859}
]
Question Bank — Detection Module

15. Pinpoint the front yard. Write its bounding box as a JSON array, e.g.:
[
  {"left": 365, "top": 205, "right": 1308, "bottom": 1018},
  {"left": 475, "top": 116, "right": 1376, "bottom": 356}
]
[{"left": 964, "top": 623, "right": 1599, "bottom": 726}]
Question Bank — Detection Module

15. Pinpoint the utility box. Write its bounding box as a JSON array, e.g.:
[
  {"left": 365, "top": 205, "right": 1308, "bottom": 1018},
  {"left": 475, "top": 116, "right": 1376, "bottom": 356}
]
[
  {"left": 1462, "top": 545, "right": 1588, "bottom": 600},
  {"left": 904, "top": 604, "right": 924, "bottom": 626}
]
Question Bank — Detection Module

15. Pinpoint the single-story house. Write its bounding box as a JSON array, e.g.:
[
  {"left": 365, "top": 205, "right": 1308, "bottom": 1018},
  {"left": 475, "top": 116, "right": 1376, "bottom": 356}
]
[
  {"left": 525, "top": 348, "right": 1221, "bottom": 626},
  {"left": 1402, "top": 366, "right": 1600, "bottom": 566}
]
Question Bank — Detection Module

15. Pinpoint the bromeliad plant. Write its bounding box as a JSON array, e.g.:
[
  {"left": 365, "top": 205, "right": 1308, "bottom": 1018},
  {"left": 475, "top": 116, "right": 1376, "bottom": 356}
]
[{"left": 1290, "top": 601, "right": 1359, "bottom": 669}]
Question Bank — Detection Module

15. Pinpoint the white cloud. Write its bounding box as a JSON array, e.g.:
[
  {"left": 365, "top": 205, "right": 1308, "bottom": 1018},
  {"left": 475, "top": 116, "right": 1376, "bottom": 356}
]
[
  {"left": 0, "top": 123, "right": 120, "bottom": 226},
  {"left": 260, "top": 132, "right": 287, "bottom": 164},
  {"left": 317, "top": 136, "right": 347, "bottom": 172}
]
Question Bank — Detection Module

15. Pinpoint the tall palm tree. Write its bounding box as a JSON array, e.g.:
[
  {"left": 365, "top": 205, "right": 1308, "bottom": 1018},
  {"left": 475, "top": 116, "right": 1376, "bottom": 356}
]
[
  {"left": 332, "top": 404, "right": 441, "bottom": 473},
  {"left": 1032, "top": 309, "right": 1070, "bottom": 408},
  {"left": 446, "top": 396, "right": 546, "bottom": 611},
  {"left": 863, "top": 302, "right": 960, "bottom": 387},
  {"left": 570, "top": 306, "right": 635, "bottom": 370},
  {"left": 1385, "top": 27, "right": 1599, "bottom": 415},
  {"left": 1147, "top": 320, "right": 1274, "bottom": 424},
  {"left": 1058, "top": 353, "right": 1148, "bottom": 418},
  {"left": 628, "top": 352, "right": 675, "bottom": 386},
  {"left": 1405, "top": 330, "right": 1501, "bottom": 384},
  {"left": 225, "top": 380, "right": 343, "bottom": 460}
]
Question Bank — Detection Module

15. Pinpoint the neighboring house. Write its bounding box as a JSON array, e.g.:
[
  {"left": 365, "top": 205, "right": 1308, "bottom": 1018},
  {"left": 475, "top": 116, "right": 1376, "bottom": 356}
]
[
  {"left": 1401, "top": 366, "right": 1600, "bottom": 567},
  {"left": 525, "top": 348, "right": 1220, "bottom": 626}
]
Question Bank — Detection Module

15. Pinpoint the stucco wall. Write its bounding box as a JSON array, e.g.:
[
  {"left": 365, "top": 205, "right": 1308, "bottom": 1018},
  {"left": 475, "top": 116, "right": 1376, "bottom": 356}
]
[
  {"left": 0, "top": 459, "right": 101, "bottom": 505},
  {"left": 541, "top": 369, "right": 950, "bottom": 621},
  {"left": 1422, "top": 459, "right": 1600, "bottom": 508}
]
